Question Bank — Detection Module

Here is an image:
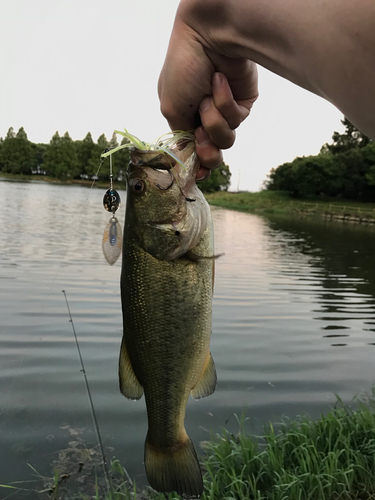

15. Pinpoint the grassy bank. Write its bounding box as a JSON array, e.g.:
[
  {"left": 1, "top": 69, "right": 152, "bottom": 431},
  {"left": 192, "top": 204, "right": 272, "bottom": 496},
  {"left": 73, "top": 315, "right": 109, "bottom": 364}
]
[
  {"left": 2, "top": 394, "right": 375, "bottom": 500},
  {"left": 205, "top": 191, "right": 375, "bottom": 222},
  {"left": 95, "top": 393, "right": 375, "bottom": 500},
  {"left": 149, "top": 393, "right": 375, "bottom": 500}
]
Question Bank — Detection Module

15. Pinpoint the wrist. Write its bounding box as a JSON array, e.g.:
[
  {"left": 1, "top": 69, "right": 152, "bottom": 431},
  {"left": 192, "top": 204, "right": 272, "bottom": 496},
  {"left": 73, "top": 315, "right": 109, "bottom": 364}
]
[
  {"left": 177, "top": 0, "right": 241, "bottom": 55},
  {"left": 177, "top": 0, "right": 295, "bottom": 81}
]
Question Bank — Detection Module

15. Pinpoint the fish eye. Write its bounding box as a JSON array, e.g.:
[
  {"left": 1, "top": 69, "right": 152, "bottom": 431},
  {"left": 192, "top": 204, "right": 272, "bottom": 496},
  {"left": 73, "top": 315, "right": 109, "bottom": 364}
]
[{"left": 131, "top": 179, "right": 144, "bottom": 194}]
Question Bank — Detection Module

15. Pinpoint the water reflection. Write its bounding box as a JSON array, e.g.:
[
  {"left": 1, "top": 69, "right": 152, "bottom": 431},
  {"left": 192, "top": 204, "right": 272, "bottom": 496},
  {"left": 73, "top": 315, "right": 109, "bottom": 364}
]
[{"left": 264, "top": 214, "right": 375, "bottom": 349}]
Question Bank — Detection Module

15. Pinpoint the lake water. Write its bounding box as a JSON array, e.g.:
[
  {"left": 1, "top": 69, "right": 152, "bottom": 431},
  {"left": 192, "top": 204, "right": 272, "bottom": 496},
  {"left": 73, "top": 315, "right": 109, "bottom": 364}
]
[{"left": 1, "top": 180, "right": 375, "bottom": 498}]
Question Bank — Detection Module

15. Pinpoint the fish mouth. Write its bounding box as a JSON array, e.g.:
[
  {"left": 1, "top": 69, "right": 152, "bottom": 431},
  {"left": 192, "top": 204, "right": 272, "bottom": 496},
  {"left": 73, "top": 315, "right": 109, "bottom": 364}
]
[
  {"left": 127, "top": 149, "right": 178, "bottom": 192},
  {"left": 128, "top": 143, "right": 199, "bottom": 200}
]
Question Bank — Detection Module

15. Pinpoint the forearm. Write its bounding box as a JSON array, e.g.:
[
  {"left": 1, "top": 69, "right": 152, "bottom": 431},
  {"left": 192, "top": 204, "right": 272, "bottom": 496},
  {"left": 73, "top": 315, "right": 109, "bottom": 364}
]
[{"left": 179, "top": 0, "right": 375, "bottom": 138}]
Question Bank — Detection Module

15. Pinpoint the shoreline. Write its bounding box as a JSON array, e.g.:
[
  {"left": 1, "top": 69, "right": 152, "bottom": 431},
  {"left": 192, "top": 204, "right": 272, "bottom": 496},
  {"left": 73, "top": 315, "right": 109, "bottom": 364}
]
[
  {"left": 205, "top": 190, "right": 375, "bottom": 226},
  {"left": 3, "top": 174, "right": 375, "bottom": 226},
  {"left": 0, "top": 173, "right": 126, "bottom": 190}
]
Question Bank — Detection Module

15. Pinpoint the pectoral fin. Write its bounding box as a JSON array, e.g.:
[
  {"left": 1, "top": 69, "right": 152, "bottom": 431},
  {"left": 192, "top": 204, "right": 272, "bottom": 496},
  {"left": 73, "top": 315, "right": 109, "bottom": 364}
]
[
  {"left": 119, "top": 339, "right": 143, "bottom": 400},
  {"left": 191, "top": 352, "right": 217, "bottom": 399},
  {"left": 185, "top": 251, "right": 224, "bottom": 263}
]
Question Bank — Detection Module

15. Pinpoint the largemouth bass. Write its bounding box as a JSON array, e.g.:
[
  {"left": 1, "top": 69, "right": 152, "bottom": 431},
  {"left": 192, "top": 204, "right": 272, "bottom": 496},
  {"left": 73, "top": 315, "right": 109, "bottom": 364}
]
[{"left": 119, "top": 142, "right": 216, "bottom": 497}]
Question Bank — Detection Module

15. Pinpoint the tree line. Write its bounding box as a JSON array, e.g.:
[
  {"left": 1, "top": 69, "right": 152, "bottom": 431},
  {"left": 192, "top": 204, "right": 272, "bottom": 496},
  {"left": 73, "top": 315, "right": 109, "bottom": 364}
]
[
  {"left": 0, "top": 127, "right": 130, "bottom": 182},
  {"left": 0, "top": 127, "right": 231, "bottom": 191},
  {"left": 266, "top": 118, "right": 375, "bottom": 201}
]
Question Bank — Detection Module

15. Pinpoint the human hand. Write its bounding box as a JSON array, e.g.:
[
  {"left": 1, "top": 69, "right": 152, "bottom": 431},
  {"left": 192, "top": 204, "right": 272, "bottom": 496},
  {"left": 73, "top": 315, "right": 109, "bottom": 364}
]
[{"left": 158, "top": 2, "right": 258, "bottom": 180}]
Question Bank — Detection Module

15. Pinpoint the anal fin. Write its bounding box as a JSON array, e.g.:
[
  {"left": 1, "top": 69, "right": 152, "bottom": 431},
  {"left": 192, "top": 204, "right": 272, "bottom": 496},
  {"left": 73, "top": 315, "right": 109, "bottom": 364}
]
[
  {"left": 119, "top": 338, "right": 143, "bottom": 400},
  {"left": 191, "top": 352, "right": 217, "bottom": 400}
]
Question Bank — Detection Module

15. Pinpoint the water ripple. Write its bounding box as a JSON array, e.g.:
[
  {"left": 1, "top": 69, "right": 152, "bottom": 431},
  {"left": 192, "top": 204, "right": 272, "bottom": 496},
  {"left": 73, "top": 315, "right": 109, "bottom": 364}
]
[{"left": 2, "top": 184, "right": 375, "bottom": 489}]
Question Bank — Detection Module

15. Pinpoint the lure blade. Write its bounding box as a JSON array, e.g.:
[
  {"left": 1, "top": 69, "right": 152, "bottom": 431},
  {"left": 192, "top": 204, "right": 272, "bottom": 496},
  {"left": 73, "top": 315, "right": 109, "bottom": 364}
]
[
  {"left": 103, "top": 188, "right": 121, "bottom": 213},
  {"left": 102, "top": 217, "right": 122, "bottom": 265}
]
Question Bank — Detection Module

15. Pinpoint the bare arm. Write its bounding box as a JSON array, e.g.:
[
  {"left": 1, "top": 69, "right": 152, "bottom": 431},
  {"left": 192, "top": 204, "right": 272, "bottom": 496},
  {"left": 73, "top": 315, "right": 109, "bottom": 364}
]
[{"left": 158, "top": 0, "right": 375, "bottom": 175}]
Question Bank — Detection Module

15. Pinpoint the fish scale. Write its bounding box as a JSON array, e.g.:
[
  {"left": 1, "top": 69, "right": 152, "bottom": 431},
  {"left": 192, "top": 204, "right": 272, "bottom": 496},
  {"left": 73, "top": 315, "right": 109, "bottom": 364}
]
[{"left": 118, "top": 144, "right": 216, "bottom": 497}]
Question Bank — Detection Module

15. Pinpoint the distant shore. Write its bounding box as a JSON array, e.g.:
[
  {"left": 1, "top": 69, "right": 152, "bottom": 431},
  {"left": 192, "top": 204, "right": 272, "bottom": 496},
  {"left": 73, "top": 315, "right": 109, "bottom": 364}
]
[
  {"left": 3, "top": 173, "right": 375, "bottom": 225},
  {"left": 205, "top": 190, "right": 375, "bottom": 225},
  {"left": 0, "top": 172, "right": 126, "bottom": 190}
]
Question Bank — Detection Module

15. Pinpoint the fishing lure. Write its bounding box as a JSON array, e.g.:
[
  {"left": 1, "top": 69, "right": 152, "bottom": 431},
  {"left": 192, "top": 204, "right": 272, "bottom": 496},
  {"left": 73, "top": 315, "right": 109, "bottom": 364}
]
[
  {"left": 102, "top": 150, "right": 122, "bottom": 266},
  {"left": 100, "top": 129, "right": 195, "bottom": 266}
]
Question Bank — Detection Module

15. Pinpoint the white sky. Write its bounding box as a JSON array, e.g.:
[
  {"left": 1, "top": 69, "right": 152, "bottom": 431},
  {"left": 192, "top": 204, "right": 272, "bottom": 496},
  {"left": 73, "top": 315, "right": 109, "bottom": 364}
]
[{"left": 1, "top": 0, "right": 345, "bottom": 192}]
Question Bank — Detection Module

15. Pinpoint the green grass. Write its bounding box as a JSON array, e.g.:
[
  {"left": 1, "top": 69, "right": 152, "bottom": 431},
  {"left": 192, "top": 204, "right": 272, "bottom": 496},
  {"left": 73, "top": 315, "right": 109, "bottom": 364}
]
[
  {"left": 146, "top": 392, "right": 375, "bottom": 500},
  {"left": 99, "top": 459, "right": 139, "bottom": 500},
  {"left": 2, "top": 393, "right": 375, "bottom": 500},
  {"left": 205, "top": 191, "right": 375, "bottom": 220}
]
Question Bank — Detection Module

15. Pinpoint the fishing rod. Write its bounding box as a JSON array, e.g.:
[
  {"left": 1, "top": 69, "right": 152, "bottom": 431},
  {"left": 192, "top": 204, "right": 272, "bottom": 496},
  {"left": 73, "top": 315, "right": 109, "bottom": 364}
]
[{"left": 62, "top": 290, "right": 114, "bottom": 498}]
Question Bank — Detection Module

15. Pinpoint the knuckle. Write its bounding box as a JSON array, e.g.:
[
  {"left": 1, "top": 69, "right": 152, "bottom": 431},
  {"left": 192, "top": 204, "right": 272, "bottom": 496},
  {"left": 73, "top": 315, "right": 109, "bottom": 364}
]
[
  {"left": 199, "top": 104, "right": 235, "bottom": 150},
  {"left": 226, "top": 115, "right": 242, "bottom": 130},
  {"left": 219, "top": 132, "right": 235, "bottom": 150},
  {"left": 204, "top": 122, "right": 235, "bottom": 150},
  {"left": 196, "top": 147, "right": 223, "bottom": 170},
  {"left": 217, "top": 102, "right": 248, "bottom": 130}
]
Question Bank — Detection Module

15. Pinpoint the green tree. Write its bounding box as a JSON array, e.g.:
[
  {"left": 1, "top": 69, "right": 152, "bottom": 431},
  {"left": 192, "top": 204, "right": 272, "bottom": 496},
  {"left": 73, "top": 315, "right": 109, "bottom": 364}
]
[
  {"left": 0, "top": 137, "right": 3, "bottom": 170},
  {"left": 0, "top": 127, "right": 18, "bottom": 173},
  {"left": 292, "top": 155, "right": 345, "bottom": 197},
  {"left": 75, "top": 132, "right": 95, "bottom": 177},
  {"left": 113, "top": 136, "right": 130, "bottom": 182},
  {"left": 109, "top": 131, "right": 119, "bottom": 149},
  {"left": 6, "top": 127, "right": 15, "bottom": 140},
  {"left": 334, "top": 149, "right": 368, "bottom": 199},
  {"left": 199, "top": 162, "right": 231, "bottom": 193},
  {"left": 321, "top": 117, "right": 371, "bottom": 155},
  {"left": 87, "top": 133, "right": 109, "bottom": 178},
  {"left": 0, "top": 127, "right": 36, "bottom": 174},
  {"left": 107, "top": 132, "right": 129, "bottom": 181},
  {"left": 32, "top": 143, "right": 48, "bottom": 172},
  {"left": 268, "top": 154, "right": 348, "bottom": 198},
  {"left": 267, "top": 162, "right": 296, "bottom": 193},
  {"left": 267, "top": 117, "right": 375, "bottom": 201},
  {"left": 43, "top": 131, "right": 79, "bottom": 179},
  {"left": 364, "top": 143, "right": 375, "bottom": 187}
]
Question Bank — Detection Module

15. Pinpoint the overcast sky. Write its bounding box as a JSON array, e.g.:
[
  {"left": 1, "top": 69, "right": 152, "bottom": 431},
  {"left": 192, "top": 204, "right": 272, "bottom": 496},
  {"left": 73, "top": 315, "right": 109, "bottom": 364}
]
[{"left": 1, "top": 0, "right": 345, "bottom": 191}]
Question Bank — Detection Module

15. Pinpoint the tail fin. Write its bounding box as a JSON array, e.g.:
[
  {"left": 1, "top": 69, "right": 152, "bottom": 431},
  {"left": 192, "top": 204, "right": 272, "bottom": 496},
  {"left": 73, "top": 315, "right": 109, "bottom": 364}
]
[{"left": 144, "top": 432, "right": 203, "bottom": 497}]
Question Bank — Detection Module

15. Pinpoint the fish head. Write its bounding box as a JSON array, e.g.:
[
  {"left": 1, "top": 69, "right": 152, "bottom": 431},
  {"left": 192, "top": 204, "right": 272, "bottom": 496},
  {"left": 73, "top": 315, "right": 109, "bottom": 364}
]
[{"left": 126, "top": 142, "right": 210, "bottom": 260}]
